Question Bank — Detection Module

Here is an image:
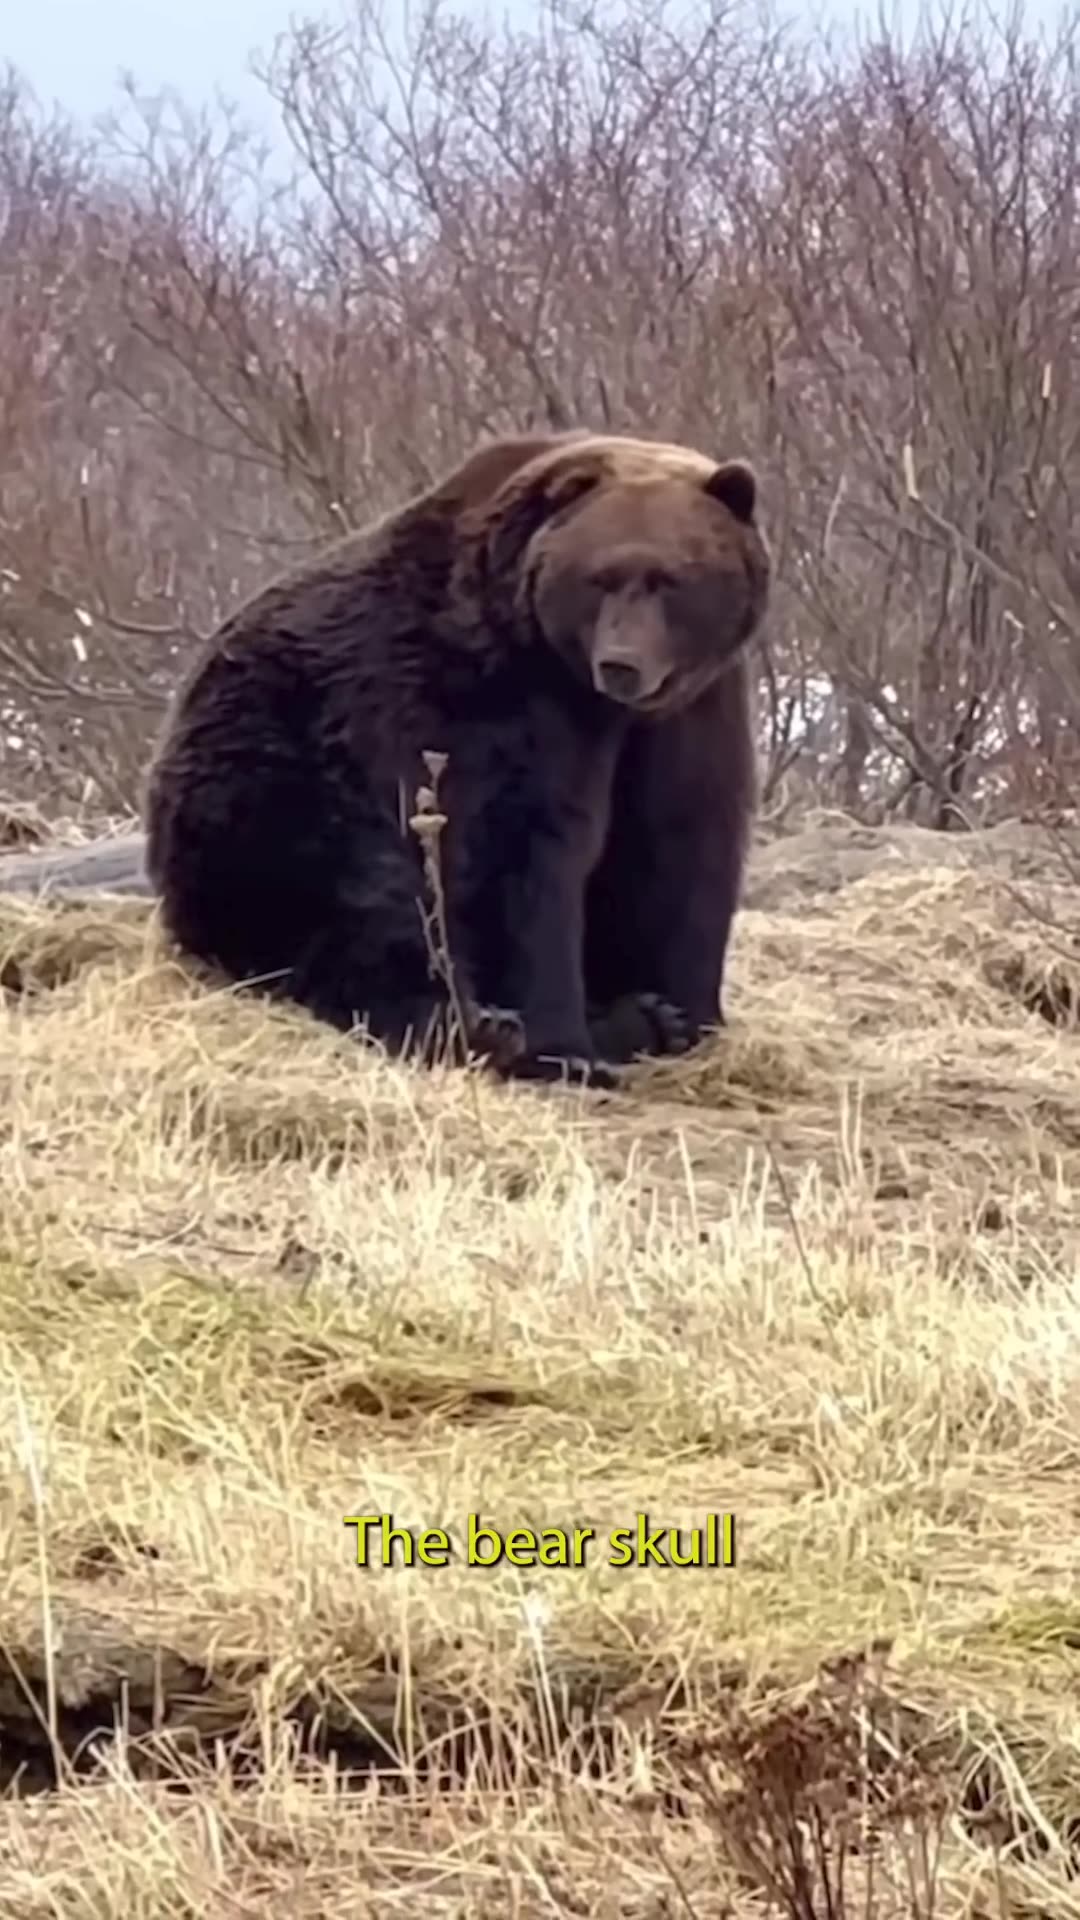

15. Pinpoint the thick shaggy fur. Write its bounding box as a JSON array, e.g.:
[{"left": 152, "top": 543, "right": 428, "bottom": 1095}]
[{"left": 144, "top": 430, "right": 770, "bottom": 1085}]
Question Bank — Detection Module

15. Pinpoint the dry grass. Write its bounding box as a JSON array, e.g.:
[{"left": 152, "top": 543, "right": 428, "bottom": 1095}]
[{"left": 1, "top": 820, "right": 1080, "bottom": 1915}]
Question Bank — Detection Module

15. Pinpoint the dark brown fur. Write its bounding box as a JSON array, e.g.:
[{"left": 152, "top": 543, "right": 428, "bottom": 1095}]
[{"left": 144, "top": 431, "right": 769, "bottom": 1085}]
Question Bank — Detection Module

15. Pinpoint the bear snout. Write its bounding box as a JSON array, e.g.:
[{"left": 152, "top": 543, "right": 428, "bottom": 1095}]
[
  {"left": 594, "top": 657, "right": 650, "bottom": 702},
  {"left": 590, "top": 597, "right": 674, "bottom": 706},
  {"left": 591, "top": 652, "right": 676, "bottom": 705}
]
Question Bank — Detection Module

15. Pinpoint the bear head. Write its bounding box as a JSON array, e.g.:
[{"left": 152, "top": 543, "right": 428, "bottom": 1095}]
[{"left": 459, "top": 433, "right": 770, "bottom": 716}]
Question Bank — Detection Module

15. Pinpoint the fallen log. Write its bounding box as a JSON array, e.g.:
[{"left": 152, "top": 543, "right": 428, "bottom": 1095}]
[{"left": 0, "top": 832, "right": 153, "bottom": 898}]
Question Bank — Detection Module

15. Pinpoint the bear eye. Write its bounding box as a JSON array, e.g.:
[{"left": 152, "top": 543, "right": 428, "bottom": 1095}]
[
  {"left": 589, "top": 566, "right": 623, "bottom": 594},
  {"left": 642, "top": 567, "right": 675, "bottom": 593},
  {"left": 589, "top": 565, "right": 674, "bottom": 594}
]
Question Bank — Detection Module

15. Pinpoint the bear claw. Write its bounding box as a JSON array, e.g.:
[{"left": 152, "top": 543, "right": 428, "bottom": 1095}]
[
  {"left": 635, "top": 991, "right": 695, "bottom": 1056},
  {"left": 507, "top": 1051, "right": 620, "bottom": 1091},
  {"left": 465, "top": 1003, "right": 528, "bottom": 1072}
]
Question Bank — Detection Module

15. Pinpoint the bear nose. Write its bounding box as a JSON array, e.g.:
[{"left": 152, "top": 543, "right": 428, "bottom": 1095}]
[{"left": 595, "top": 659, "right": 643, "bottom": 701}]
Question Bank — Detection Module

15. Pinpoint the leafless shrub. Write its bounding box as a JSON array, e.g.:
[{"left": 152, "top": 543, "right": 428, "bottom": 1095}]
[
  {"left": 664, "top": 1645, "right": 952, "bottom": 1919},
  {"left": 1, "top": 0, "right": 1078, "bottom": 827}
]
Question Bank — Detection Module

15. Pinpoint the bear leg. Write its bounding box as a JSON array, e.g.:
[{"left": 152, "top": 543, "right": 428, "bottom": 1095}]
[
  {"left": 584, "top": 670, "right": 755, "bottom": 1045},
  {"left": 497, "top": 831, "right": 622, "bottom": 1088},
  {"left": 462, "top": 696, "right": 624, "bottom": 1089}
]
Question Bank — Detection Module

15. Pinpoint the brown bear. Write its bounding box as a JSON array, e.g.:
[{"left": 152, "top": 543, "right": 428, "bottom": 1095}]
[{"left": 144, "top": 429, "right": 769, "bottom": 1086}]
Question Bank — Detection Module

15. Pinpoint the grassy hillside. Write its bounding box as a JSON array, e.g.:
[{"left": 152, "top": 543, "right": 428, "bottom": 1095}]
[{"left": 0, "top": 816, "right": 1079, "bottom": 1916}]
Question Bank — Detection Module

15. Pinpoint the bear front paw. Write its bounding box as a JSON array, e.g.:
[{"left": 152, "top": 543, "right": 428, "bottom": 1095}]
[
  {"left": 465, "top": 1003, "right": 528, "bottom": 1073},
  {"left": 589, "top": 991, "right": 695, "bottom": 1063}
]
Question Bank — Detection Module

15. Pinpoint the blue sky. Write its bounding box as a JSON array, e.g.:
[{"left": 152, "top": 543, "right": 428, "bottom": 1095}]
[{"left": 8, "top": 0, "right": 296, "bottom": 141}]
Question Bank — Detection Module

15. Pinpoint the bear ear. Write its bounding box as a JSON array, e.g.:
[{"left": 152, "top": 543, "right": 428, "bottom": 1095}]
[{"left": 704, "top": 460, "right": 757, "bottom": 524}]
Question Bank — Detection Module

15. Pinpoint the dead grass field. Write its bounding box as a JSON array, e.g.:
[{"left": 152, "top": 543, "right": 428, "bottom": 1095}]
[{"left": 1, "top": 815, "right": 1079, "bottom": 1916}]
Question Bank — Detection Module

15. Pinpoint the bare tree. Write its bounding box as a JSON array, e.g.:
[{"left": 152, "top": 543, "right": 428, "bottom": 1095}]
[{"left": 0, "top": 0, "right": 1078, "bottom": 825}]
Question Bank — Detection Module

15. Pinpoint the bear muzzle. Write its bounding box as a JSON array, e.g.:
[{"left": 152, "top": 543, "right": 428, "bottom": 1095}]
[
  {"left": 593, "top": 656, "right": 668, "bottom": 704},
  {"left": 589, "top": 590, "right": 679, "bottom": 708}
]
